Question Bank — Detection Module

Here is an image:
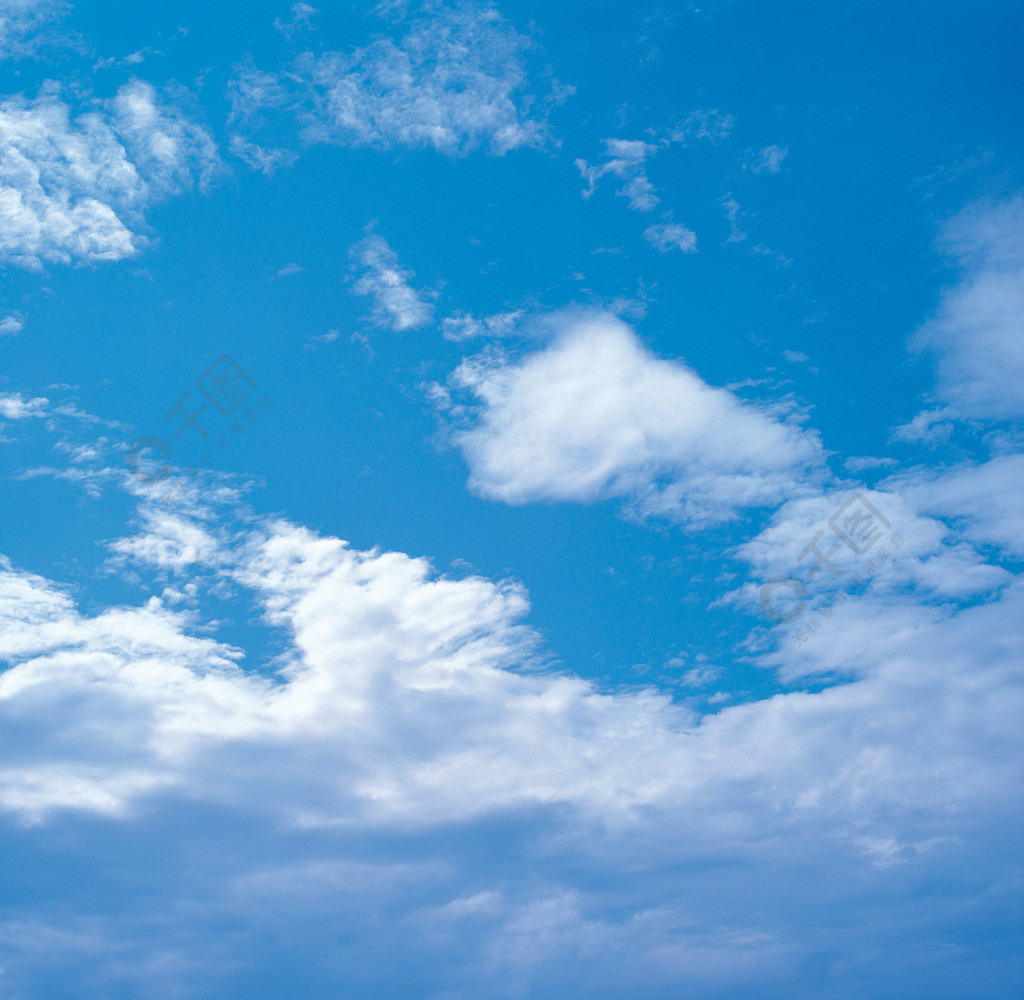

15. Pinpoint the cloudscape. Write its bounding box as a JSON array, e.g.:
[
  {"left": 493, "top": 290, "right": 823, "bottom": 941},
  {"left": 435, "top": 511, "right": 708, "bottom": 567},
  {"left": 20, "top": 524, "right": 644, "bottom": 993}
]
[{"left": 1, "top": 2, "right": 1022, "bottom": 997}]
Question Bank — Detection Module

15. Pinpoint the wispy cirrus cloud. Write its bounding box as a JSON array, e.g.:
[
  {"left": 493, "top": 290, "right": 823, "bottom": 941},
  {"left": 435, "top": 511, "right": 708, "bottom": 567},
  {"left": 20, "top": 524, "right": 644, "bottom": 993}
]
[
  {"left": 230, "top": 1, "right": 562, "bottom": 161},
  {"left": 644, "top": 220, "right": 697, "bottom": 253},
  {"left": 274, "top": 1, "right": 317, "bottom": 40},
  {"left": 576, "top": 138, "right": 661, "bottom": 211},
  {"left": 349, "top": 230, "right": 434, "bottom": 331},
  {"left": 440, "top": 309, "right": 524, "bottom": 341},
  {"left": 743, "top": 143, "right": 787, "bottom": 174},
  {"left": 574, "top": 112, "right": 733, "bottom": 211},
  {"left": 0, "top": 0, "right": 70, "bottom": 59},
  {"left": 574, "top": 112, "right": 730, "bottom": 247}
]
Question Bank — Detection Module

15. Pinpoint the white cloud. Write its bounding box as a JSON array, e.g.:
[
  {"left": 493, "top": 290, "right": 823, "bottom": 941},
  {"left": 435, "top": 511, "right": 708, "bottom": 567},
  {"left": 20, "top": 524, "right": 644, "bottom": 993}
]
[
  {"left": 106, "top": 507, "right": 225, "bottom": 573},
  {"left": 233, "top": 1, "right": 557, "bottom": 158},
  {"left": 107, "top": 80, "right": 219, "bottom": 198},
  {"left": 445, "top": 312, "right": 825, "bottom": 524},
  {"left": 0, "top": 467, "right": 1016, "bottom": 934},
  {"left": 227, "top": 133, "right": 298, "bottom": 175},
  {"left": 844, "top": 454, "right": 896, "bottom": 473},
  {"left": 893, "top": 453, "right": 1024, "bottom": 560},
  {"left": 0, "top": 311, "right": 25, "bottom": 335},
  {"left": 575, "top": 113, "right": 734, "bottom": 216},
  {"left": 0, "top": 90, "right": 138, "bottom": 267},
  {"left": 0, "top": 413, "right": 1022, "bottom": 994},
  {"left": 274, "top": 1, "right": 317, "bottom": 39},
  {"left": 666, "top": 108, "right": 734, "bottom": 145},
  {"left": 0, "top": 477, "right": 1016, "bottom": 836},
  {"left": 644, "top": 220, "right": 697, "bottom": 253},
  {"left": 576, "top": 139, "right": 660, "bottom": 211},
  {"left": 228, "top": 60, "right": 292, "bottom": 117},
  {"left": 744, "top": 144, "right": 787, "bottom": 174},
  {"left": 680, "top": 664, "right": 720, "bottom": 687},
  {"left": 912, "top": 195, "right": 1024, "bottom": 421},
  {"left": 441, "top": 309, "right": 523, "bottom": 341},
  {"left": 304, "top": 328, "right": 339, "bottom": 349},
  {"left": 92, "top": 48, "right": 148, "bottom": 71},
  {"left": 0, "top": 80, "right": 219, "bottom": 268},
  {"left": 722, "top": 195, "right": 746, "bottom": 243},
  {"left": 0, "top": 0, "right": 68, "bottom": 59},
  {"left": 751, "top": 243, "right": 792, "bottom": 266},
  {"left": 890, "top": 405, "right": 955, "bottom": 445},
  {"left": 0, "top": 391, "right": 47, "bottom": 418},
  {"left": 729, "top": 485, "right": 1011, "bottom": 632},
  {"left": 350, "top": 231, "right": 434, "bottom": 331}
]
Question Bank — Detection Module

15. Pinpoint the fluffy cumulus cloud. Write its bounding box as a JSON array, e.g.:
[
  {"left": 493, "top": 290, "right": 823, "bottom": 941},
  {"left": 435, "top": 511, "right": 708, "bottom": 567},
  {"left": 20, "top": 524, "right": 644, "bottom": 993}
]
[
  {"left": 911, "top": 196, "right": 1024, "bottom": 421},
  {"left": 0, "top": 482, "right": 1010, "bottom": 827},
  {"left": 349, "top": 230, "right": 434, "bottom": 331},
  {"left": 0, "top": 391, "right": 47, "bottom": 418},
  {"left": 0, "top": 80, "right": 219, "bottom": 268},
  {"left": 0, "top": 311, "right": 24, "bottom": 334},
  {"left": 0, "top": 491, "right": 692, "bottom": 826},
  {"left": 0, "top": 447, "right": 1021, "bottom": 994},
  {"left": 230, "top": 1, "right": 558, "bottom": 158},
  {"left": 444, "top": 312, "right": 826, "bottom": 524},
  {"left": 0, "top": 351, "right": 1020, "bottom": 994}
]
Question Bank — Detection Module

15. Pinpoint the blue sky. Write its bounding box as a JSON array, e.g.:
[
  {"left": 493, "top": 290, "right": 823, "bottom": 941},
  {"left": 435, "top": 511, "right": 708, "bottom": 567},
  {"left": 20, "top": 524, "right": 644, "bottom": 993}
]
[{"left": 1, "top": 1, "right": 1023, "bottom": 996}]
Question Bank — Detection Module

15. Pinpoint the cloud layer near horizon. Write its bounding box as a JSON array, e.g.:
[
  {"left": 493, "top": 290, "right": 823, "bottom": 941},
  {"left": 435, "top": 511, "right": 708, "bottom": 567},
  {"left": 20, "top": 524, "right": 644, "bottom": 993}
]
[{"left": 0, "top": 429, "right": 1021, "bottom": 997}]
